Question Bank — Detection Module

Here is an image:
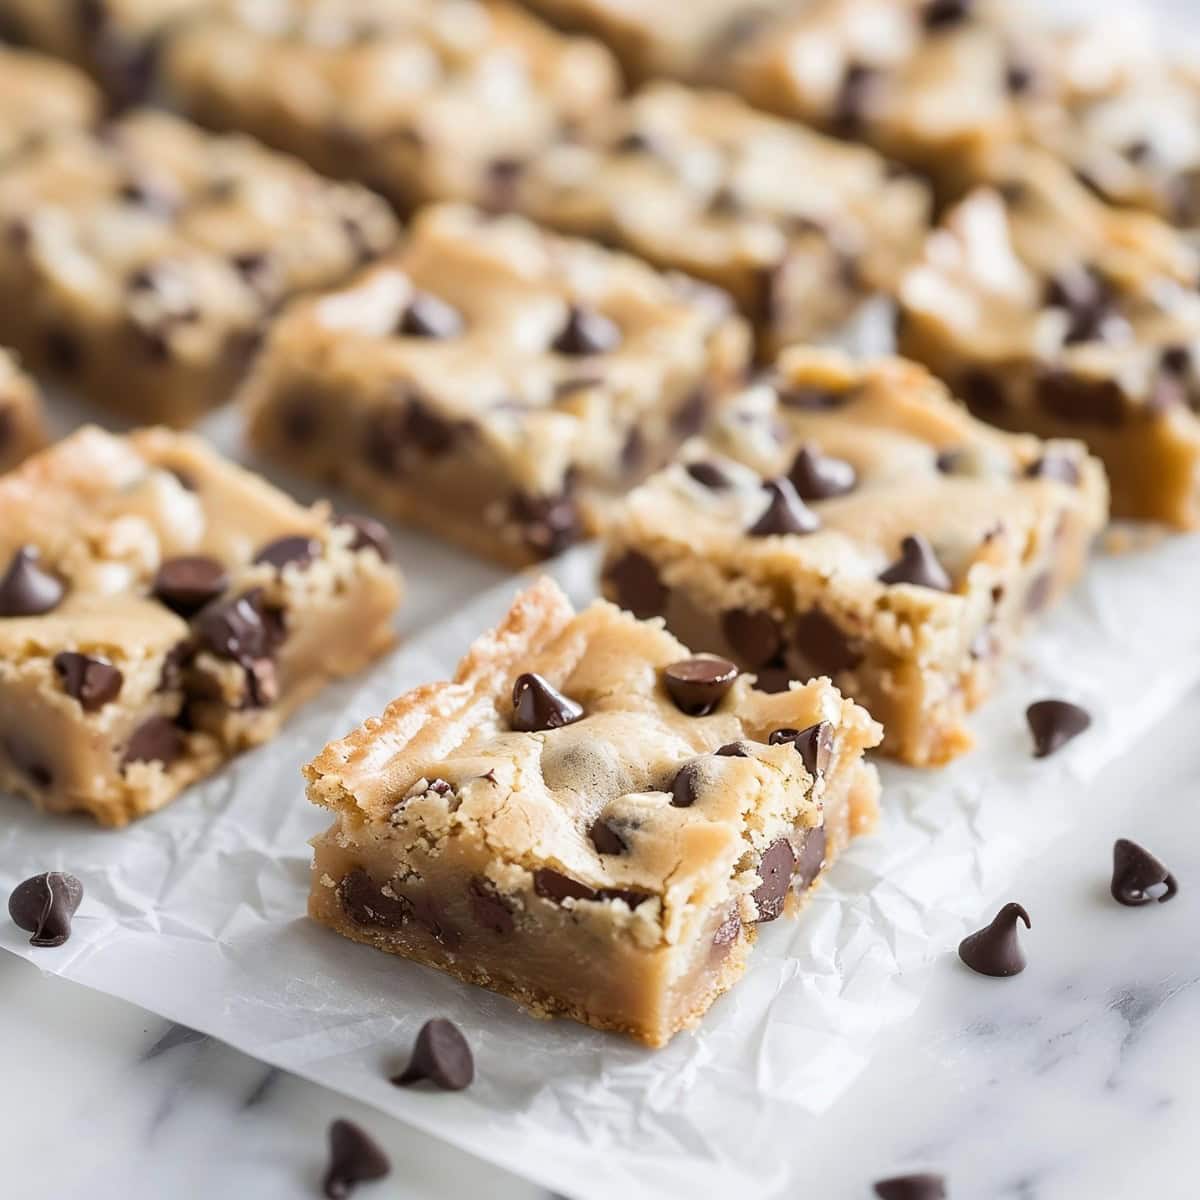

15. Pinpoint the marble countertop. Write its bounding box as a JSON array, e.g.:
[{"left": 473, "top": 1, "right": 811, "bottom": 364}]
[{"left": 6, "top": 682, "right": 1196, "bottom": 1200}]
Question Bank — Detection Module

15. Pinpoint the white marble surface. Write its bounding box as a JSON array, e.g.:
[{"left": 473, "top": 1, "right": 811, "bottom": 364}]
[{"left": 4, "top": 679, "right": 1195, "bottom": 1200}]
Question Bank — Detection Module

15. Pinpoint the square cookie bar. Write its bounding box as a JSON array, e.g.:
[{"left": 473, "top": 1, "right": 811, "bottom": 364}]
[
  {"left": 157, "top": 0, "right": 620, "bottom": 212},
  {"left": 306, "top": 576, "right": 881, "bottom": 1046},
  {"left": 898, "top": 149, "right": 1200, "bottom": 526},
  {"left": 0, "top": 46, "right": 102, "bottom": 163},
  {"left": 0, "top": 349, "right": 47, "bottom": 475},
  {"left": 0, "top": 109, "right": 396, "bottom": 425},
  {"left": 601, "top": 349, "right": 1108, "bottom": 766},
  {"left": 512, "top": 82, "right": 930, "bottom": 356},
  {"left": 241, "top": 203, "right": 751, "bottom": 566},
  {"left": 0, "top": 426, "right": 401, "bottom": 826}
]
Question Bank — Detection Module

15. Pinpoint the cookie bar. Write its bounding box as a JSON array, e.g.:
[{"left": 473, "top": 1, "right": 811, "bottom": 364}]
[
  {"left": 511, "top": 82, "right": 931, "bottom": 355},
  {"left": 0, "top": 45, "right": 102, "bottom": 163},
  {"left": 240, "top": 203, "right": 751, "bottom": 566},
  {"left": 0, "top": 109, "right": 396, "bottom": 425},
  {"left": 306, "top": 576, "right": 881, "bottom": 1047},
  {"left": 157, "top": 0, "right": 620, "bottom": 212},
  {"left": 0, "top": 425, "right": 401, "bottom": 826},
  {"left": 0, "top": 349, "right": 47, "bottom": 475},
  {"left": 898, "top": 149, "right": 1200, "bottom": 526},
  {"left": 601, "top": 348, "right": 1108, "bottom": 766}
]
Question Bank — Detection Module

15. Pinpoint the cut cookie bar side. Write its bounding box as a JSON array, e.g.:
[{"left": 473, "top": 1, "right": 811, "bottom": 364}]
[{"left": 305, "top": 576, "right": 880, "bottom": 1046}]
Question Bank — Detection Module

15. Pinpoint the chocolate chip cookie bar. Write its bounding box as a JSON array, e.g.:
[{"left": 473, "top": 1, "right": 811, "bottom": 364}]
[
  {"left": 511, "top": 82, "right": 931, "bottom": 356},
  {"left": 0, "top": 109, "right": 396, "bottom": 425},
  {"left": 0, "top": 425, "right": 401, "bottom": 826},
  {"left": 0, "top": 349, "right": 47, "bottom": 475},
  {"left": 240, "top": 203, "right": 751, "bottom": 566},
  {"left": 898, "top": 149, "right": 1200, "bottom": 526},
  {"left": 157, "top": 0, "right": 620, "bottom": 212},
  {"left": 0, "top": 45, "right": 102, "bottom": 163},
  {"left": 602, "top": 348, "right": 1108, "bottom": 766},
  {"left": 306, "top": 576, "right": 881, "bottom": 1046}
]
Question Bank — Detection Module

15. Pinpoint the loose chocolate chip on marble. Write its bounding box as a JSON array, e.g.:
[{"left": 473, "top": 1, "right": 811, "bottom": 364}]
[
  {"left": 468, "top": 878, "right": 514, "bottom": 935},
  {"left": 398, "top": 291, "right": 463, "bottom": 340},
  {"left": 923, "top": 0, "right": 972, "bottom": 29},
  {"left": 509, "top": 489, "right": 582, "bottom": 561},
  {"left": 552, "top": 305, "right": 621, "bottom": 356},
  {"left": 874, "top": 1173, "right": 947, "bottom": 1200},
  {"left": 511, "top": 672, "right": 584, "bottom": 733},
  {"left": 685, "top": 460, "right": 731, "bottom": 489},
  {"left": 957, "top": 902, "right": 1030, "bottom": 977},
  {"left": 322, "top": 1118, "right": 391, "bottom": 1199},
  {"left": 0, "top": 546, "right": 65, "bottom": 617},
  {"left": 879, "top": 535, "right": 952, "bottom": 591},
  {"left": 605, "top": 550, "right": 667, "bottom": 619},
  {"left": 589, "top": 818, "right": 627, "bottom": 855},
  {"left": 770, "top": 721, "right": 834, "bottom": 778},
  {"left": 788, "top": 445, "right": 857, "bottom": 501},
  {"left": 8, "top": 871, "right": 83, "bottom": 948},
  {"left": 1026, "top": 699, "right": 1091, "bottom": 758},
  {"left": 722, "top": 608, "right": 783, "bottom": 669},
  {"left": 121, "top": 715, "right": 183, "bottom": 770},
  {"left": 53, "top": 652, "right": 123, "bottom": 712},
  {"left": 336, "top": 514, "right": 393, "bottom": 561},
  {"left": 254, "top": 534, "right": 319, "bottom": 571},
  {"left": 670, "top": 760, "right": 703, "bottom": 807},
  {"left": 663, "top": 656, "right": 739, "bottom": 716},
  {"left": 794, "top": 826, "right": 828, "bottom": 892},
  {"left": 392, "top": 1018, "right": 474, "bottom": 1091},
  {"left": 832, "top": 62, "right": 878, "bottom": 136},
  {"left": 153, "top": 555, "right": 229, "bottom": 616},
  {"left": 338, "top": 869, "right": 412, "bottom": 930},
  {"left": 1111, "top": 838, "right": 1179, "bottom": 907},
  {"left": 791, "top": 610, "right": 862, "bottom": 676},
  {"left": 1024, "top": 454, "right": 1080, "bottom": 485},
  {"left": 753, "top": 838, "right": 796, "bottom": 923},
  {"left": 715, "top": 741, "right": 750, "bottom": 758}
]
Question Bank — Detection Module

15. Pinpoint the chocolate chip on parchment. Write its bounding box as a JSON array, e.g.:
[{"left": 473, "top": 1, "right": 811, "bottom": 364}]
[
  {"left": 753, "top": 838, "right": 796, "bottom": 923},
  {"left": 589, "top": 818, "right": 627, "bottom": 855},
  {"left": 8, "top": 871, "right": 83, "bottom": 948},
  {"left": 0, "top": 546, "right": 65, "bottom": 616},
  {"left": 121, "top": 715, "right": 183, "bottom": 770},
  {"left": 152, "top": 555, "right": 228, "bottom": 616},
  {"left": 552, "top": 305, "right": 621, "bottom": 356},
  {"left": 788, "top": 445, "right": 857, "bottom": 500},
  {"left": 722, "top": 608, "right": 783, "bottom": 668},
  {"left": 53, "top": 652, "right": 123, "bottom": 712},
  {"left": 1026, "top": 699, "right": 1091, "bottom": 757},
  {"left": 748, "top": 478, "right": 821, "bottom": 537},
  {"left": 253, "top": 535, "right": 319, "bottom": 571},
  {"left": 769, "top": 721, "right": 834, "bottom": 778},
  {"left": 337, "top": 514, "right": 393, "bottom": 561},
  {"left": 398, "top": 292, "right": 463, "bottom": 340},
  {"left": 879, "top": 535, "right": 952, "bottom": 591},
  {"left": 663, "top": 656, "right": 739, "bottom": 716},
  {"left": 322, "top": 1119, "right": 391, "bottom": 1198},
  {"left": 392, "top": 1018, "right": 474, "bottom": 1092},
  {"left": 511, "top": 672, "right": 583, "bottom": 733},
  {"left": 957, "top": 902, "right": 1030, "bottom": 977},
  {"left": 1111, "top": 838, "right": 1178, "bottom": 907},
  {"left": 874, "top": 1173, "right": 947, "bottom": 1200},
  {"left": 685, "top": 460, "right": 731, "bottom": 489},
  {"left": 605, "top": 550, "right": 666, "bottom": 619}
]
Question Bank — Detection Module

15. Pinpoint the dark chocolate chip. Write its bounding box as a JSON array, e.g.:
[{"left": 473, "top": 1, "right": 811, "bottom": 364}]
[
  {"left": 832, "top": 62, "right": 878, "bottom": 136},
  {"left": 685, "top": 460, "right": 731, "bottom": 489},
  {"left": 1005, "top": 58, "right": 1036, "bottom": 94},
  {"left": 509, "top": 490, "right": 582, "bottom": 560},
  {"left": 753, "top": 838, "right": 796, "bottom": 923},
  {"left": 748, "top": 478, "right": 821, "bottom": 537},
  {"left": 874, "top": 1173, "right": 947, "bottom": 1200},
  {"left": 468, "top": 878, "right": 515, "bottom": 934},
  {"left": 3, "top": 735, "right": 53, "bottom": 788},
  {"left": 663, "top": 656, "right": 739, "bottom": 716},
  {"left": 552, "top": 305, "right": 621, "bottom": 356},
  {"left": 672, "top": 386, "right": 709, "bottom": 437},
  {"left": 323, "top": 1119, "right": 390, "bottom": 1199},
  {"left": 957, "top": 902, "right": 1030, "bottom": 977},
  {"left": 485, "top": 157, "right": 525, "bottom": 210},
  {"left": 1024, "top": 454, "right": 1081, "bottom": 485},
  {"left": 1043, "top": 266, "right": 1119, "bottom": 345},
  {"left": 337, "top": 514, "right": 393, "bottom": 561},
  {"left": 715, "top": 741, "right": 750, "bottom": 758},
  {"left": 787, "top": 445, "right": 857, "bottom": 501},
  {"left": 605, "top": 550, "right": 667, "bottom": 619},
  {"left": 8, "top": 871, "right": 83, "bottom": 948},
  {"left": 722, "top": 608, "right": 783, "bottom": 669},
  {"left": 532, "top": 868, "right": 647, "bottom": 909},
  {"left": 769, "top": 721, "right": 834, "bottom": 778},
  {"left": 152, "top": 555, "right": 228, "bottom": 616},
  {"left": 45, "top": 327, "right": 83, "bottom": 375},
  {"left": 959, "top": 369, "right": 1006, "bottom": 416},
  {"left": 1160, "top": 344, "right": 1192, "bottom": 375},
  {"left": 53, "top": 652, "right": 123, "bottom": 712},
  {"left": 776, "top": 384, "right": 850, "bottom": 411},
  {"left": 511, "top": 672, "right": 583, "bottom": 733},
  {"left": 1026, "top": 699, "right": 1091, "bottom": 757},
  {"left": 589, "top": 818, "right": 627, "bottom": 855},
  {"left": 790, "top": 610, "right": 862, "bottom": 676},
  {"left": 194, "top": 590, "right": 279, "bottom": 665},
  {"left": 1111, "top": 838, "right": 1179, "bottom": 907},
  {"left": 392, "top": 1018, "right": 474, "bottom": 1091},
  {"left": 253, "top": 535, "right": 319, "bottom": 571},
  {"left": 879, "top": 535, "right": 952, "bottom": 591},
  {"left": 338, "top": 868, "right": 412, "bottom": 929},
  {"left": 794, "top": 826, "right": 827, "bottom": 892},
  {"left": 0, "top": 546, "right": 65, "bottom": 617},
  {"left": 121, "top": 716, "right": 183, "bottom": 770},
  {"left": 398, "top": 292, "right": 463, "bottom": 340},
  {"left": 670, "top": 760, "right": 703, "bottom": 807},
  {"left": 923, "top": 0, "right": 972, "bottom": 29},
  {"left": 614, "top": 130, "right": 655, "bottom": 155}
]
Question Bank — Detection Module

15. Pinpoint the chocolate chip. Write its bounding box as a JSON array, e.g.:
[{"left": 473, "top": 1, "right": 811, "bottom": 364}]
[
  {"left": 832, "top": 62, "right": 878, "bottom": 136},
  {"left": 605, "top": 550, "right": 666, "bottom": 619},
  {"left": 750, "top": 259, "right": 783, "bottom": 327},
  {"left": 923, "top": 0, "right": 972, "bottom": 28},
  {"left": 392, "top": 1018, "right": 474, "bottom": 1091},
  {"left": 715, "top": 741, "right": 750, "bottom": 758},
  {"left": 8, "top": 871, "right": 83, "bottom": 948},
  {"left": 776, "top": 384, "right": 850, "bottom": 411},
  {"left": 1005, "top": 58, "right": 1036, "bottom": 94},
  {"left": 152, "top": 555, "right": 228, "bottom": 616},
  {"left": 468, "top": 878, "right": 514, "bottom": 934},
  {"left": 753, "top": 838, "right": 796, "bottom": 923},
  {"left": 552, "top": 305, "right": 621, "bottom": 356},
  {"left": 53, "top": 652, "right": 123, "bottom": 712},
  {"left": 553, "top": 374, "right": 604, "bottom": 399},
  {"left": 879, "top": 535, "right": 952, "bottom": 591},
  {"left": 511, "top": 672, "right": 584, "bottom": 733},
  {"left": 194, "top": 590, "right": 279, "bottom": 665},
  {"left": 532, "top": 868, "right": 647, "bottom": 909},
  {"left": 1024, "top": 454, "right": 1080, "bottom": 485},
  {"left": 323, "top": 1119, "right": 390, "bottom": 1199},
  {"left": 769, "top": 722, "right": 834, "bottom": 778},
  {"left": 663, "top": 656, "right": 739, "bottom": 716},
  {"left": 620, "top": 427, "right": 645, "bottom": 476},
  {"left": 253, "top": 535, "right": 319, "bottom": 570},
  {"left": 1160, "top": 344, "right": 1191, "bottom": 376},
  {"left": 398, "top": 292, "right": 463, "bottom": 339},
  {"left": 485, "top": 157, "right": 525, "bottom": 210},
  {"left": 874, "top": 1174, "right": 947, "bottom": 1200},
  {"left": 1035, "top": 371, "right": 1127, "bottom": 427},
  {"left": 121, "top": 716, "right": 183, "bottom": 770},
  {"left": 615, "top": 130, "right": 655, "bottom": 155},
  {"left": 337, "top": 514, "right": 393, "bottom": 561},
  {"left": 672, "top": 386, "right": 709, "bottom": 437},
  {"left": 45, "top": 327, "right": 82, "bottom": 375},
  {"left": 0, "top": 546, "right": 65, "bottom": 617},
  {"left": 670, "top": 760, "right": 703, "bottom": 807},
  {"left": 685, "top": 460, "right": 731, "bottom": 489},
  {"left": 748, "top": 478, "right": 821, "bottom": 537},
  {"left": 1026, "top": 699, "right": 1091, "bottom": 757},
  {"left": 509, "top": 490, "right": 581, "bottom": 560},
  {"left": 1111, "top": 839, "right": 1179, "bottom": 907},
  {"left": 791, "top": 610, "right": 862, "bottom": 676},
  {"left": 338, "top": 868, "right": 412, "bottom": 930},
  {"left": 589, "top": 818, "right": 626, "bottom": 855},
  {"left": 1043, "top": 266, "right": 1118, "bottom": 345},
  {"left": 722, "top": 608, "right": 783, "bottom": 668},
  {"left": 957, "top": 902, "right": 1030, "bottom": 977},
  {"left": 794, "top": 826, "right": 827, "bottom": 892},
  {"left": 788, "top": 446, "right": 857, "bottom": 501},
  {"left": 959, "top": 369, "right": 1006, "bottom": 416}
]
